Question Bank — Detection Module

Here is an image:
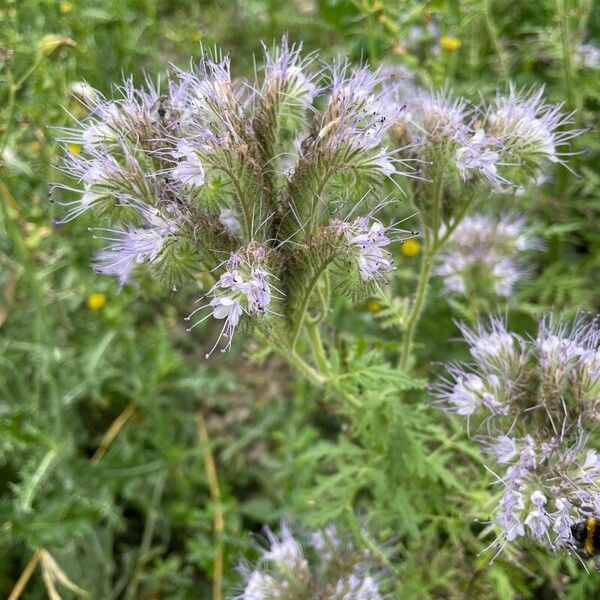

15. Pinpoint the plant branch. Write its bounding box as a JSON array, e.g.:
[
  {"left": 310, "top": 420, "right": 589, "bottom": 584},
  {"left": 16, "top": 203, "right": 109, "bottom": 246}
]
[{"left": 7, "top": 549, "right": 43, "bottom": 600}]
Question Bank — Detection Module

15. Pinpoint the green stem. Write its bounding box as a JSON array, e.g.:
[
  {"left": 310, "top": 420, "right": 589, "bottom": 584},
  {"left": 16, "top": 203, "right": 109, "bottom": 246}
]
[
  {"left": 290, "top": 262, "right": 333, "bottom": 349},
  {"left": 399, "top": 187, "right": 476, "bottom": 370},
  {"left": 429, "top": 167, "right": 444, "bottom": 247},
  {"left": 482, "top": 0, "right": 510, "bottom": 80},
  {"left": 123, "top": 475, "right": 166, "bottom": 600},
  {"left": 305, "top": 319, "right": 330, "bottom": 374},
  {"left": 556, "top": 0, "right": 573, "bottom": 108},
  {"left": 398, "top": 242, "right": 436, "bottom": 371},
  {"left": 267, "top": 333, "right": 327, "bottom": 386}
]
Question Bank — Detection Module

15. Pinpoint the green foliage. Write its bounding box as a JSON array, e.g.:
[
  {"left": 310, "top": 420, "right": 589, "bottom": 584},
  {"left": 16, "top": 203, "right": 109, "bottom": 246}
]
[{"left": 2, "top": 0, "right": 600, "bottom": 599}]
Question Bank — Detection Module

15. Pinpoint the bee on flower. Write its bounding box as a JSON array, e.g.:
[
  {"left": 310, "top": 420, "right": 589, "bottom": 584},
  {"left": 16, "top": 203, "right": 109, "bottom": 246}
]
[{"left": 436, "top": 315, "right": 600, "bottom": 559}]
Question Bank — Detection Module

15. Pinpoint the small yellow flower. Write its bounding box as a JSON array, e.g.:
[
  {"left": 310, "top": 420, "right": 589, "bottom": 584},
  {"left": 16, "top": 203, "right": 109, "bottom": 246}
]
[
  {"left": 67, "top": 143, "right": 81, "bottom": 155},
  {"left": 401, "top": 239, "right": 421, "bottom": 257},
  {"left": 440, "top": 35, "right": 462, "bottom": 52},
  {"left": 86, "top": 293, "right": 107, "bottom": 310},
  {"left": 366, "top": 298, "right": 383, "bottom": 314},
  {"left": 59, "top": 1, "right": 73, "bottom": 14}
]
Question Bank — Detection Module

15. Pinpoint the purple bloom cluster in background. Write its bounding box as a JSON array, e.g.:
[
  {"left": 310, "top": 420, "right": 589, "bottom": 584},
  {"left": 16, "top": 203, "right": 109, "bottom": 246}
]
[
  {"left": 434, "top": 214, "right": 542, "bottom": 298},
  {"left": 235, "top": 522, "right": 383, "bottom": 600},
  {"left": 436, "top": 316, "right": 600, "bottom": 557},
  {"left": 54, "top": 34, "right": 585, "bottom": 358},
  {"left": 390, "top": 82, "right": 584, "bottom": 190}
]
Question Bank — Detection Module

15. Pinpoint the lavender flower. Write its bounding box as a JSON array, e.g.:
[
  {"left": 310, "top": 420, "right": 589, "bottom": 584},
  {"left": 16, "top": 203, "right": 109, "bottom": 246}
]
[
  {"left": 403, "top": 89, "right": 471, "bottom": 147},
  {"left": 300, "top": 63, "right": 404, "bottom": 178},
  {"left": 486, "top": 85, "right": 584, "bottom": 172},
  {"left": 576, "top": 43, "right": 600, "bottom": 69},
  {"left": 436, "top": 315, "right": 600, "bottom": 556},
  {"left": 92, "top": 203, "right": 179, "bottom": 286},
  {"left": 235, "top": 522, "right": 384, "bottom": 600},
  {"left": 333, "top": 215, "right": 413, "bottom": 285},
  {"left": 261, "top": 36, "right": 318, "bottom": 110},
  {"left": 455, "top": 130, "right": 503, "bottom": 185},
  {"left": 332, "top": 574, "right": 383, "bottom": 600},
  {"left": 434, "top": 214, "right": 541, "bottom": 299},
  {"left": 186, "top": 244, "right": 279, "bottom": 357},
  {"left": 171, "top": 140, "right": 206, "bottom": 187}
]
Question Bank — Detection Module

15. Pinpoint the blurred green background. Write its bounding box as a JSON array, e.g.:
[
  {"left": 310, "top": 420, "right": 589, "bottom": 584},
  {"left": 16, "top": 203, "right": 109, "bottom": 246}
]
[{"left": 1, "top": 0, "right": 600, "bottom": 598}]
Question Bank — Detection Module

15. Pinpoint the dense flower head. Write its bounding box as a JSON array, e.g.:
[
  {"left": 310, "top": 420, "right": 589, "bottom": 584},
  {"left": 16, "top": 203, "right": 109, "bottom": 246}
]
[
  {"left": 235, "top": 522, "right": 384, "bottom": 600},
  {"left": 260, "top": 36, "right": 319, "bottom": 110},
  {"left": 186, "top": 243, "right": 280, "bottom": 357},
  {"left": 403, "top": 89, "right": 472, "bottom": 147},
  {"left": 390, "top": 83, "right": 583, "bottom": 192},
  {"left": 54, "top": 38, "right": 416, "bottom": 357},
  {"left": 485, "top": 85, "right": 584, "bottom": 174},
  {"left": 436, "top": 315, "right": 600, "bottom": 556},
  {"left": 296, "top": 62, "right": 405, "bottom": 181},
  {"left": 433, "top": 214, "right": 541, "bottom": 298}
]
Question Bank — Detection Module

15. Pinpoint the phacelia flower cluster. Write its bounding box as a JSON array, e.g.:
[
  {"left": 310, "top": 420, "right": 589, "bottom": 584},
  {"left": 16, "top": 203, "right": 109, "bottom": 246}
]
[
  {"left": 55, "top": 37, "right": 413, "bottom": 357},
  {"left": 390, "top": 83, "right": 584, "bottom": 195},
  {"left": 186, "top": 243, "right": 280, "bottom": 357},
  {"left": 236, "top": 523, "right": 384, "bottom": 600},
  {"left": 434, "top": 214, "right": 541, "bottom": 298},
  {"left": 436, "top": 315, "right": 600, "bottom": 557}
]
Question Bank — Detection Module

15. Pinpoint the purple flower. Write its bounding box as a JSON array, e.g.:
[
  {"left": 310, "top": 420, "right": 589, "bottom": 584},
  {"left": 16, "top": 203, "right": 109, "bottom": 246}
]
[
  {"left": 339, "top": 216, "right": 410, "bottom": 283},
  {"left": 401, "top": 89, "right": 471, "bottom": 146},
  {"left": 172, "top": 141, "right": 205, "bottom": 187},
  {"left": 486, "top": 85, "right": 584, "bottom": 168},
  {"left": 333, "top": 573, "right": 383, "bottom": 600},
  {"left": 92, "top": 204, "right": 178, "bottom": 286},
  {"left": 434, "top": 214, "right": 540, "bottom": 299},
  {"left": 455, "top": 129, "right": 503, "bottom": 185},
  {"left": 237, "top": 571, "right": 281, "bottom": 600},
  {"left": 307, "top": 63, "right": 403, "bottom": 161},
  {"left": 186, "top": 245, "right": 279, "bottom": 357},
  {"left": 491, "top": 435, "right": 518, "bottom": 464},
  {"left": 261, "top": 36, "right": 318, "bottom": 108},
  {"left": 439, "top": 314, "right": 600, "bottom": 556},
  {"left": 262, "top": 523, "right": 308, "bottom": 573},
  {"left": 447, "top": 373, "right": 485, "bottom": 416},
  {"left": 524, "top": 491, "right": 550, "bottom": 540}
]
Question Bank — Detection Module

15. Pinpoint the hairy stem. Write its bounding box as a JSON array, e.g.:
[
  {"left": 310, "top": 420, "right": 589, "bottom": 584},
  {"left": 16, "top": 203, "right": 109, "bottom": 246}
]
[
  {"left": 305, "top": 319, "right": 330, "bottom": 374},
  {"left": 398, "top": 242, "right": 436, "bottom": 370},
  {"left": 556, "top": 0, "right": 573, "bottom": 108},
  {"left": 267, "top": 332, "right": 327, "bottom": 386},
  {"left": 399, "top": 182, "right": 475, "bottom": 370},
  {"left": 482, "top": 0, "right": 510, "bottom": 80}
]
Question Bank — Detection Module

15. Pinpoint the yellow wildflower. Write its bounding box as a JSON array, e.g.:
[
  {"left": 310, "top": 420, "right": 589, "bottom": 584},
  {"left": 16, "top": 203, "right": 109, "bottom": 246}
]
[
  {"left": 86, "top": 293, "right": 107, "bottom": 310},
  {"left": 440, "top": 35, "right": 462, "bottom": 52},
  {"left": 60, "top": 1, "right": 73, "bottom": 14},
  {"left": 401, "top": 239, "right": 421, "bottom": 257},
  {"left": 366, "top": 298, "right": 383, "bottom": 314}
]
